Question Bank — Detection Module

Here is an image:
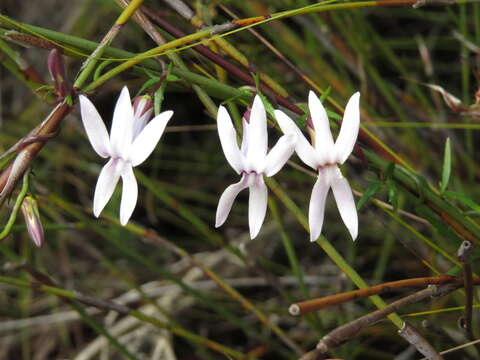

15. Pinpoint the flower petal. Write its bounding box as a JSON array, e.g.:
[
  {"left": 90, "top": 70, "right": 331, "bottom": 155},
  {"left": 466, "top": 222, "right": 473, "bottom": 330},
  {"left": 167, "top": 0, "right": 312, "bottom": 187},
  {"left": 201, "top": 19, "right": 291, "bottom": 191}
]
[
  {"left": 246, "top": 96, "right": 268, "bottom": 171},
  {"left": 93, "top": 158, "right": 123, "bottom": 218},
  {"left": 215, "top": 174, "right": 249, "bottom": 228},
  {"left": 264, "top": 133, "right": 296, "bottom": 176},
  {"left": 335, "top": 92, "right": 360, "bottom": 164},
  {"left": 133, "top": 108, "right": 153, "bottom": 138},
  {"left": 308, "top": 91, "right": 334, "bottom": 164},
  {"left": 309, "top": 168, "right": 331, "bottom": 242},
  {"left": 217, "top": 105, "right": 245, "bottom": 174},
  {"left": 119, "top": 163, "right": 138, "bottom": 226},
  {"left": 129, "top": 110, "right": 173, "bottom": 167},
  {"left": 240, "top": 117, "right": 249, "bottom": 156},
  {"left": 274, "top": 110, "right": 319, "bottom": 169},
  {"left": 330, "top": 166, "right": 358, "bottom": 240},
  {"left": 110, "top": 86, "right": 134, "bottom": 158},
  {"left": 248, "top": 174, "right": 268, "bottom": 239},
  {"left": 79, "top": 95, "right": 111, "bottom": 158}
]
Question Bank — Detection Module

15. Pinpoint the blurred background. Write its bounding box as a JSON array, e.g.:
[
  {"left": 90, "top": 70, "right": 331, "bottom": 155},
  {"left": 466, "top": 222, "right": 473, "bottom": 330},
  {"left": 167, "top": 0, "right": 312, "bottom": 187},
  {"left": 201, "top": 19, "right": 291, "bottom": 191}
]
[{"left": 1, "top": 0, "right": 480, "bottom": 359}]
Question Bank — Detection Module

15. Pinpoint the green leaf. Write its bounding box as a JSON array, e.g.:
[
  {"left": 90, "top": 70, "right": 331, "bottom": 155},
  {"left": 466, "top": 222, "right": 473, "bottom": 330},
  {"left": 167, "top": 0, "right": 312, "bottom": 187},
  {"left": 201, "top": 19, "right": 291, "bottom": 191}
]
[
  {"left": 319, "top": 86, "right": 331, "bottom": 102},
  {"left": 154, "top": 63, "right": 173, "bottom": 115},
  {"left": 415, "top": 204, "right": 462, "bottom": 243},
  {"left": 386, "top": 180, "right": 398, "bottom": 211},
  {"left": 383, "top": 162, "right": 396, "bottom": 181},
  {"left": 356, "top": 180, "right": 382, "bottom": 210},
  {"left": 444, "top": 190, "right": 480, "bottom": 213},
  {"left": 439, "top": 137, "right": 451, "bottom": 194},
  {"left": 137, "top": 77, "right": 160, "bottom": 95},
  {"left": 326, "top": 109, "right": 342, "bottom": 121},
  {"left": 259, "top": 93, "right": 276, "bottom": 119}
]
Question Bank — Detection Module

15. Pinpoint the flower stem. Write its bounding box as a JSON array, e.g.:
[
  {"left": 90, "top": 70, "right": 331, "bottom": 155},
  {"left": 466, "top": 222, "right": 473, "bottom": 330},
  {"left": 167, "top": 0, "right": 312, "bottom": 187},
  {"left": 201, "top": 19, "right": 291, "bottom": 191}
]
[{"left": 73, "top": 0, "right": 144, "bottom": 89}]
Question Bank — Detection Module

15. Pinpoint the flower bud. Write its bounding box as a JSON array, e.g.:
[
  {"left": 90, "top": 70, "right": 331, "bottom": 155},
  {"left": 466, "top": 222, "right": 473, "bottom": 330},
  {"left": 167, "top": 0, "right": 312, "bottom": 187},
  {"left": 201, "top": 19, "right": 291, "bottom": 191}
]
[
  {"left": 133, "top": 95, "right": 153, "bottom": 118},
  {"left": 48, "top": 48, "right": 71, "bottom": 98},
  {"left": 242, "top": 108, "right": 252, "bottom": 124},
  {"left": 306, "top": 116, "right": 316, "bottom": 146},
  {"left": 21, "top": 196, "right": 44, "bottom": 248}
]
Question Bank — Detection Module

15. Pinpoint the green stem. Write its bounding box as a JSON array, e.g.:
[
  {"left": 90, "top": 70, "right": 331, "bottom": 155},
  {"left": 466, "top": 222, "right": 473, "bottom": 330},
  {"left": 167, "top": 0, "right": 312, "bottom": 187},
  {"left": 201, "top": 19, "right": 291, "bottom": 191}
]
[
  {"left": 0, "top": 169, "right": 30, "bottom": 240},
  {"left": 73, "top": 0, "right": 144, "bottom": 89}
]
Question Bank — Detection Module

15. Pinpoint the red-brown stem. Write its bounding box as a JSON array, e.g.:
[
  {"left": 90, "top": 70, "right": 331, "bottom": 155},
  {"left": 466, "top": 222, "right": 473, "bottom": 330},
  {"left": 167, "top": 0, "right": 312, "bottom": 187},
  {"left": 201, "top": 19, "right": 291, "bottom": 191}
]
[
  {"left": 0, "top": 102, "right": 72, "bottom": 198},
  {"left": 142, "top": 6, "right": 395, "bottom": 164},
  {"left": 290, "top": 275, "right": 464, "bottom": 315}
]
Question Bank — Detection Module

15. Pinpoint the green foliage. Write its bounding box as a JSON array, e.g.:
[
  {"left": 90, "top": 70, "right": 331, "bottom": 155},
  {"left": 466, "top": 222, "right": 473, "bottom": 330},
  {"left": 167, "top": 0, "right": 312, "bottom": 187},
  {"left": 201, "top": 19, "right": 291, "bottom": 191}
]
[{"left": 1, "top": 1, "right": 480, "bottom": 359}]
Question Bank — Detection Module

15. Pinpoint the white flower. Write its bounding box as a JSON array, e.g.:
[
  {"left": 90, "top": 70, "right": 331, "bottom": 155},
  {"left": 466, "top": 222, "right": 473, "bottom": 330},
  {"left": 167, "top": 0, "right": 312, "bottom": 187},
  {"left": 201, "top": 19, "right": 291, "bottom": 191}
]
[
  {"left": 274, "top": 91, "right": 360, "bottom": 241},
  {"left": 79, "top": 86, "right": 173, "bottom": 225},
  {"left": 215, "top": 95, "right": 297, "bottom": 239}
]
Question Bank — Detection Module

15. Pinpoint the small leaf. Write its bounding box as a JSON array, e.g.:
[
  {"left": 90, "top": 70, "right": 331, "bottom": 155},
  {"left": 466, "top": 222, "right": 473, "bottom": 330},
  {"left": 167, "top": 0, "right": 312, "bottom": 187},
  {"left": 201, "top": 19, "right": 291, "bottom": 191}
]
[
  {"left": 319, "top": 86, "right": 332, "bottom": 102},
  {"left": 446, "top": 265, "right": 462, "bottom": 276},
  {"left": 383, "top": 162, "right": 396, "bottom": 181},
  {"left": 138, "top": 77, "right": 160, "bottom": 95},
  {"left": 439, "top": 137, "right": 451, "bottom": 194},
  {"left": 445, "top": 190, "right": 480, "bottom": 213},
  {"left": 386, "top": 180, "right": 398, "bottom": 211},
  {"left": 357, "top": 180, "right": 383, "bottom": 210},
  {"left": 414, "top": 174, "right": 429, "bottom": 204},
  {"left": 415, "top": 204, "right": 462, "bottom": 243},
  {"left": 326, "top": 109, "right": 342, "bottom": 121},
  {"left": 154, "top": 63, "right": 173, "bottom": 115},
  {"left": 259, "top": 93, "right": 276, "bottom": 119}
]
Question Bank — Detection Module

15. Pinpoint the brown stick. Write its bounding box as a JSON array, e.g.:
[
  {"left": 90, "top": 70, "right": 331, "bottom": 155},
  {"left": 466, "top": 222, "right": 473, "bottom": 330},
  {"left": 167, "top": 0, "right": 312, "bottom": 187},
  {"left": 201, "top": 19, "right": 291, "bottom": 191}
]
[
  {"left": 398, "top": 322, "right": 443, "bottom": 360},
  {"left": 0, "top": 102, "right": 72, "bottom": 203},
  {"left": 289, "top": 275, "right": 461, "bottom": 315},
  {"left": 314, "top": 284, "right": 458, "bottom": 357}
]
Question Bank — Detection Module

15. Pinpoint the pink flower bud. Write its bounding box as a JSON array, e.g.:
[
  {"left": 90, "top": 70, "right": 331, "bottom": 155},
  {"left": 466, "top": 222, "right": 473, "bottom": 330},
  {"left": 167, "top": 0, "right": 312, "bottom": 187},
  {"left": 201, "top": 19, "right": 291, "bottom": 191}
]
[
  {"left": 133, "top": 95, "right": 153, "bottom": 118},
  {"left": 242, "top": 108, "right": 252, "bottom": 124},
  {"left": 21, "top": 196, "right": 44, "bottom": 248},
  {"left": 48, "top": 49, "right": 71, "bottom": 98}
]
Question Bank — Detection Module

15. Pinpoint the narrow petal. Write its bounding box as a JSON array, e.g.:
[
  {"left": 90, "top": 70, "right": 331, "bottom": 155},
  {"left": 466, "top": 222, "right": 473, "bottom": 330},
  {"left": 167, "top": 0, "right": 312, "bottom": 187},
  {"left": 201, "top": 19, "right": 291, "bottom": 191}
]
[
  {"left": 217, "top": 105, "right": 245, "bottom": 174},
  {"left": 215, "top": 174, "right": 249, "bottom": 227},
  {"left": 79, "top": 95, "right": 111, "bottom": 158},
  {"left": 119, "top": 164, "right": 138, "bottom": 226},
  {"left": 330, "top": 166, "right": 358, "bottom": 240},
  {"left": 129, "top": 110, "right": 173, "bottom": 167},
  {"left": 133, "top": 108, "right": 153, "bottom": 138},
  {"left": 248, "top": 174, "right": 268, "bottom": 239},
  {"left": 335, "top": 92, "right": 360, "bottom": 164},
  {"left": 246, "top": 96, "right": 268, "bottom": 171},
  {"left": 264, "top": 133, "right": 297, "bottom": 176},
  {"left": 308, "top": 91, "right": 335, "bottom": 164},
  {"left": 93, "top": 158, "right": 123, "bottom": 218},
  {"left": 240, "top": 117, "right": 249, "bottom": 156},
  {"left": 274, "top": 110, "right": 319, "bottom": 169},
  {"left": 110, "top": 86, "right": 134, "bottom": 158},
  {"left": 309, "top": 168, "right": 331, "bottom": 242}
]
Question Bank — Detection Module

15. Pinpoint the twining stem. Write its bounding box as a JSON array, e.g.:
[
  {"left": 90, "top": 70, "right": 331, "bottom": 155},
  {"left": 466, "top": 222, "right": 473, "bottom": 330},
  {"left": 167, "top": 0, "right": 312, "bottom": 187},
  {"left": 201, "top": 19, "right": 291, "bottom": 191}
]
[
  {"left": 73, "top": 0, "right": 144, "bottom": 89},
  {"left": 81, "top": 22, "right": 236, "bottom": 92},
  {"left": 0, "top": 102, "right": 72, "bottom": 204}
]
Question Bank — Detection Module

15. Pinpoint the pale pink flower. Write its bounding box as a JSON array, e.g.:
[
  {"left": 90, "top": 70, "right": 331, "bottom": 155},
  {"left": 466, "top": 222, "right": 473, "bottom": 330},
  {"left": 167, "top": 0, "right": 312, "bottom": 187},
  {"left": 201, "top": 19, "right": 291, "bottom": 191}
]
[
  {"left": 79, "top": 87, "right": 173, "bottom": 225},
  {"left": 216, "top": 95, "right": 296, "bottom": 239},
  {"left": 275, "top": 91, "right": 360, "bottom": 241}
]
